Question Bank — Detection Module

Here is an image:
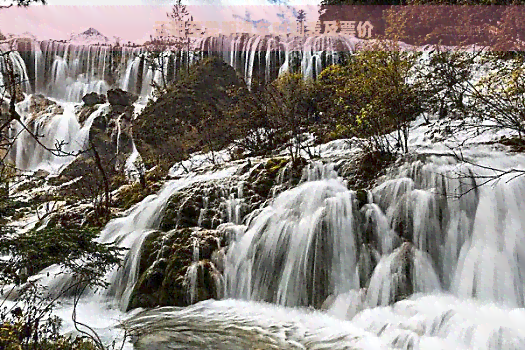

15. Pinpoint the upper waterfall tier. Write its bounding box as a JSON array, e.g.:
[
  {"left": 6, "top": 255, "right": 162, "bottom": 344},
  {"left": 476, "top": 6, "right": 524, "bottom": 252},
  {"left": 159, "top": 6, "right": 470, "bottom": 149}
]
[{"left": 4, "top": 34, "right": 358, "bottom": 101}]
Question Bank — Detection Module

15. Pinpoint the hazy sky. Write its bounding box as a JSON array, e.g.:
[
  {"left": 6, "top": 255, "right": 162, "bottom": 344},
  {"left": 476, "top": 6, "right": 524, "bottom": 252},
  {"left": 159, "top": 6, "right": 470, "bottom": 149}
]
[{"left": 0, "top": 0, "right": 321, "bottom": 43}]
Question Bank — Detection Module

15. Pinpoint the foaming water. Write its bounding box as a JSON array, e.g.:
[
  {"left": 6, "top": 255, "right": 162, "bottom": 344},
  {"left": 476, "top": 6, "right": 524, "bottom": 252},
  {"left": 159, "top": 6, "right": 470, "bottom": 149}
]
[
  {"left": 8, "top": 99, "right": 107, "bottom": 173},
  {"left": 5, "top": 40, "right": 525, "bottom": 346},
  {"left": 124, "top": 294, "right": 525, "bottom": 350},
  {"left": 122, "top": 293, "right": 525, "bottom": 350},
  {"left": 225, "top": 170, "right": 359, "bottom": 308},
  {"left": 124, "top": 299, "right": 388, "bottom": 350},
  {"left": 352, "top": 294, "right": 525, "bottom": 350}
]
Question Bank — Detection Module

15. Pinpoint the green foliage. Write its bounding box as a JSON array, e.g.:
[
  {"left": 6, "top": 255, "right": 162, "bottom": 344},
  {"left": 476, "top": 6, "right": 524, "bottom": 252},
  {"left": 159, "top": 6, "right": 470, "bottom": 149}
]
[
  {"left": 469, "top": 54, "right": 525, "bottom": 138},
  {"left": 316, "top": 42, "right": 424, "bottom": 153},
  {"left": 0, "top": 226, "right": 124, "bottom": 287},
  {"left": 0, "top": 223, "right": 123, "bottom": 350}
]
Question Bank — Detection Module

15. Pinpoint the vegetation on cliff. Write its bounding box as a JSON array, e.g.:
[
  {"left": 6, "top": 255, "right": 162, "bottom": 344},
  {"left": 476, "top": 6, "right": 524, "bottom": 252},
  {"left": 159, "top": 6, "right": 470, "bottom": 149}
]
[{"left": 133, "top": 56, "right": 247, "bottom": 168}]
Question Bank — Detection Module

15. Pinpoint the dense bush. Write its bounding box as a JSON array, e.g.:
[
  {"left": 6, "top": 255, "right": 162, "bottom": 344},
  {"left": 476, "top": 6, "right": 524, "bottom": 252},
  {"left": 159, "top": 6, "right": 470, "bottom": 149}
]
[
  {"left": 230, "top": 72, "right": 317, "bottom": 160},
  {"left": 315, "top": 42, "right": 424, "bottom": 153},
  {"left": 0, "top": 226, "right": 123, "bottom": 285},
  {"left": 413, "top": 48, "right": 525, "bottom": 138}
]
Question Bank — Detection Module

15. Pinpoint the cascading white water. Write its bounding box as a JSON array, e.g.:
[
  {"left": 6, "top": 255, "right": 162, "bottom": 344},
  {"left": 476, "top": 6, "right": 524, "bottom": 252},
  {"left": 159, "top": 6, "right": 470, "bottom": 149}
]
[
  {"left": 12, "top": 135, "right": 523, "bottom": 350},
  {"left": 7, "top": 99, "right": 107, "bottom": 173},
  {"left": 0, "top": 45, "right": 32, "bottom": 94},
  {"left": 6, "top": 25, "right": 525, "bottom": 350},
  {"left": 226, "top": 162, "right": 360, "bottom": 307},
  {"left": 6, "top": 33, "right": 359, "bottom": 102},
  {"left": 37, "top": 166, "right": 238, "bottom": 311},
  {"left": 120, "top": 149, "right": 525, "bottom": 350},
  {"left": 223, "top": 151, "right": 525, "bottom": 309}
]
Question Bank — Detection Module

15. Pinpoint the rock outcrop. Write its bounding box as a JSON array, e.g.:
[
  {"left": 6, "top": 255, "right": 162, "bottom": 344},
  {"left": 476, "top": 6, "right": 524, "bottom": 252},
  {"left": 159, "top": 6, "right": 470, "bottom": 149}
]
[
  {"left": 129, "top": 157, "right": 308, "bottom": 309},
  {"left": 106, "top": 88, "right": 138, "bottom": 107},
  {"left": 82, "top": 92, "right": 106, "bottom": 107},
  {"left": 128, "top": 227, "right": 224, "bottom": 310},
  {"left": 28, "top": 94, "right": 64, "bottom": 118},
  {"left": 133, "top": 57, "right": 247, "bottom": 168},
  {"left": 160, "top": 157, "right": 305, "bottom": 232}
]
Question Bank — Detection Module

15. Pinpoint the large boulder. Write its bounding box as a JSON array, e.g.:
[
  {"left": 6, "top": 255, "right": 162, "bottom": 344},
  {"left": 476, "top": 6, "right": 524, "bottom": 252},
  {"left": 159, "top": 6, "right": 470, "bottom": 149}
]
[
  {"left": 28, "top": 94, "right": 63, "bottom": 118},
  {"left": 107, "top": 88, "right": 138, "bottom": 107},
  {"left": 338, "top": 150, "right": 396, "bottom": 190},
  {"left": 82, "top": 92, "right": 106, "bottom": 107},
  {"left": 159, "top": 158, "right": 306, "bottom": 232},
  {"left": 159, "top": 181, "right": 227, "bottom": 232}
]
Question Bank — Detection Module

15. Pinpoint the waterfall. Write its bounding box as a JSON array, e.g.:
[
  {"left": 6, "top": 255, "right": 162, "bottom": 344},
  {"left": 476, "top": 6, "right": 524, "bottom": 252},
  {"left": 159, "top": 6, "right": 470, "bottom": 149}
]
[
  {"left": 5, "top": 21, "right": 525, "bottom": 350},
  {"left": 226, "top": 164, "right": 360, "bottom": 308},
  {"left": 36, "top": 166, "right": 238, "bottom": 311},
  {"left": 7, "top": 100, "right": 107, "bottom": 173},
  {"left": 222, "top": 152, "right": 525, "bottom": 313},
  {"left": 0, "top": 45, "right": 32, "bottom": 95},
  {"left": 120, "top": 151, "right": 525, "bottom": 349},
  {"left": 3, "top": 34, "right": 359, "bottom": 102}
]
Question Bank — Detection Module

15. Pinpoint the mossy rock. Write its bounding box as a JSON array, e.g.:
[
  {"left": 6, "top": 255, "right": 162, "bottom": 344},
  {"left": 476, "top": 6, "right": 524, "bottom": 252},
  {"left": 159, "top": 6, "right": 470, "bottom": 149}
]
[
  {"left": 0, "top": 199, "right": 33, "bottom": 221},
  {"left": 76, "top": 104, "right": 97, "bottom": 125},
  {"left": 159, "top": 181, "right": 227, "bottom": 231},
  {"left": 159, "top": 161, "right": 298, "bottom": 233},
  {"left": 114, "top": 180, "right": 162, "bottom": 211},
  {"left": 340, "top": 150, "right": 396, "bottom": 190},
  {"left": 265, "top": 157, "right": 289, "bottom": 176},
  {"left": 47, "top": 209, "right": 85, "bottom": 229},
  {"left": 128, "top": 228, "right": 222, "bottom": 310}
]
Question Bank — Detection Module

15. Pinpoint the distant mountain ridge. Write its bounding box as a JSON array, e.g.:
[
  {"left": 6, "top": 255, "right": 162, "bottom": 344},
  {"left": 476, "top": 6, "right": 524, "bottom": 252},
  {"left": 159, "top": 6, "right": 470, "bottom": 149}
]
[{"left": 69, "top": 27, "right": 114, "bottom": 45}]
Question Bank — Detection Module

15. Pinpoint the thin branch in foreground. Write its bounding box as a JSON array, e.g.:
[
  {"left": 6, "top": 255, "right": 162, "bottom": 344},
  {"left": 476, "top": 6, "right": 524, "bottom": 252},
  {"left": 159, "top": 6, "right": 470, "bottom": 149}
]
[{"left": 445, "top": 145, "right": 525, "bottom": 198}]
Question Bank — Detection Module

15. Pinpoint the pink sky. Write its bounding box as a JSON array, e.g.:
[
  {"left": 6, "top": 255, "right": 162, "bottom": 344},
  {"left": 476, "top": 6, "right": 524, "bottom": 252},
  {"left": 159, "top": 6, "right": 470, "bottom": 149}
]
[{"left": 0, "top": 5, "right": 320, "bottom": 43}]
